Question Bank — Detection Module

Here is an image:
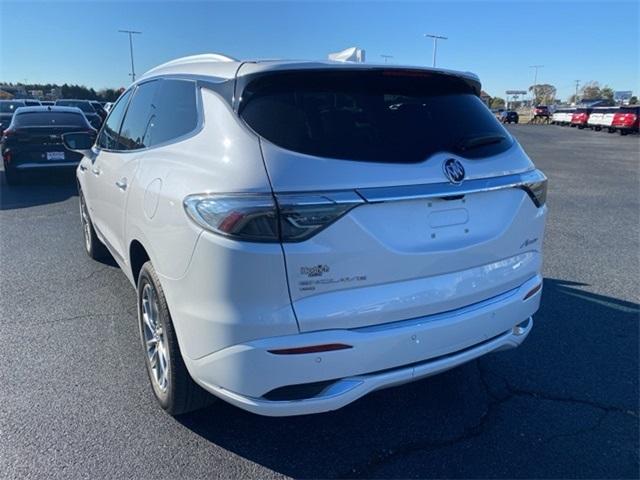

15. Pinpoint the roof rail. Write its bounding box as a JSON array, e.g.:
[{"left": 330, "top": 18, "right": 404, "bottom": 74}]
[{"left": 141, "top": 53, "right": 238, "bottom": 79}]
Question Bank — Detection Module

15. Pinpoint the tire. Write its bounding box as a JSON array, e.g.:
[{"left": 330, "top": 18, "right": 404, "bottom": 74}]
[
  {"left": 137, "top": 261, "right": 213, "bottom": 416},
  {"left": 4, "top": 166, "right": 21, "bottom": 185},
  {"left": 79, "top": 190, "right": 109, "bottom": 260},
  {"left": 620, "top": 130, "right": 627, "bottom": 136}
]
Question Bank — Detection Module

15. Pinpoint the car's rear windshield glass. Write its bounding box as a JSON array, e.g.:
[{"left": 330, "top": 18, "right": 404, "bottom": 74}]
[
  {"left": 14, "top": 112, "right": 88, "bottom": 127},
  {"left": 619, "top": 107, "right": 639, "bottom": 114},
  {"left": 239, "top": 70, "right": 513, "bottom": 162},
  {"left": 56, "top": 100, "right": 95, "bottom": 113},
  {"left": 0, "top": 102, "right": 25, "bottom": 113}
]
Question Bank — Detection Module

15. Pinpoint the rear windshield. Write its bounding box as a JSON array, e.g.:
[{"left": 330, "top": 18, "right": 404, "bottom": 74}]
[
  {"left": 240, "top": 70, "right": 513, "bottom": 162},
  {"left": 14, "top": 112, "right": 88, "bottom": 127},
  {"left": 56, "top": 100, "right": 95, "bottom": 113},
  {"left": 0, "top": 102, "right": 25, "bottom": 113},
  {"left": 619, "top": 107, "right": 639, "bottom": 114}
]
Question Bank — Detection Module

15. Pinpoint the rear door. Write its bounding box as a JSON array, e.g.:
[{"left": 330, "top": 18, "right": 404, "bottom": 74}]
[
  {"left": 239, "top": 68, "right": 545, "bottom": 331},
  {"left": 90, "top": 82, "right": 159, "bottom": 260}
]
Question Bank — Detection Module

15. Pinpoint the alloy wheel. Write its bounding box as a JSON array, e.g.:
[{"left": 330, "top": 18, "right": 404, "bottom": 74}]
[{"left": 141, "top": 283, "right": 169, "bottom": 392}]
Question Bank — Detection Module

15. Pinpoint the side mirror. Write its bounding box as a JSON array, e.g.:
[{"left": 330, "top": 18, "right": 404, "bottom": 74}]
[{"left": 62, "top": 131, "right": 96, "bottom": 156}]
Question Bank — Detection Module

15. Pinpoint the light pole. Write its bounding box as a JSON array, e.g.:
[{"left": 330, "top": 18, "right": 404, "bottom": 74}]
[
  {"left": 529, "top": 65, "right": 543, "bottom": 106},
  {"left": 574, "top": 80, "right": 581, "bottom": 105},
  {"left": 380, "top": 54, "right": 393, "bottom": 64},
  {"left": 118, "top": 30, "right": 142, "bottom": 82},
  {"left": 424, "top": 33, "right": 447, "bottom": 67}
]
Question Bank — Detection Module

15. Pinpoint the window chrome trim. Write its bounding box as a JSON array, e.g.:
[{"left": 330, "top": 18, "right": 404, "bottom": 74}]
[{"left": 356, "top": 169, "right": 547, "bottom": 203}]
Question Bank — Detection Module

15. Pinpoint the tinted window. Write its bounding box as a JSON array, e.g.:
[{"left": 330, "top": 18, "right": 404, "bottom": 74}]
[
  {"left": 620, "top": 107, "right": 639, "bottom": 114},
  {"left": 0, "top": 101, "right": 25, "bottom": 113},
  {"left": 14, "top": 112, "right": 89, "bottom": 127},
  {"left": 56, "top": 100, "right": 95, "bottom": 113},
  {"left": 118, "top": 81, "right": 159, "bottom": 150},
  {"left": 147, "top": 79, "right": 198, "bottom": 146},
  {"left": 240, "top": 70, "right": 512, "bottom": 162},
  {"left": 97, "top": 89, "right": 133, "bottom": 150}
]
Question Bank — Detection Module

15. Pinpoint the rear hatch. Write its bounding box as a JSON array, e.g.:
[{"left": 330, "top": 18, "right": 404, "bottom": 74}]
[{"left": 238, "top": 67, "right": 545, "bottom": 331}]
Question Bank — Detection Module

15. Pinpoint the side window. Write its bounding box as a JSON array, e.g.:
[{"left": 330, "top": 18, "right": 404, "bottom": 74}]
[
  {"left": 147, "top": 79, "right": 198, "bottom": 147},
  {"left": 97, "top": 89, "right": 132, "bottom": 150},
  {"left": 118, "top": 80, "right": 159, "bottom": 150}
]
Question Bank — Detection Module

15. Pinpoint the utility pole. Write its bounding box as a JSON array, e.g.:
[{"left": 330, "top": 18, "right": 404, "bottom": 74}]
[
  {"left": 529, "top": 65, "right": 544, "bottom": 106},
  {"left": 118, "top": 30, "right": 142, "bottom": 82},
  {"left": 424, "top": 33, "right": 448, "bottom": 67},
  {"left": 574, "top": 80, "right": 581, "bottom": 105},
  {"left": 380, "top": 54, "right": 393, "bottom": 64}
]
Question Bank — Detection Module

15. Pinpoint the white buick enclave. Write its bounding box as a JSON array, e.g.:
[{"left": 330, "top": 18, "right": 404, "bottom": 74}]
[{"left": 64, "top": 54, "right": 547, "bottom": 416}]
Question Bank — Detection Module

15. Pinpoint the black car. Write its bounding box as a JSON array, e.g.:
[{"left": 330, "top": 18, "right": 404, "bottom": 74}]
[
  {"left": 0, "top": 100, "right": 26, "bottom": 135},
  {"left": 23, "top": 99, "right": 42, "bottom": 107},
  {"left": 90, "top": 100, "right": 108, "bottom": 122},
  {"left": 1, "top": 106, "right": 96, "bottom": 185},
  {"left": 55, "top": 99, "right": 103, "bottom": 129},
  {"left": 500, "top": 110, "right": 519, "bottom": 124}
]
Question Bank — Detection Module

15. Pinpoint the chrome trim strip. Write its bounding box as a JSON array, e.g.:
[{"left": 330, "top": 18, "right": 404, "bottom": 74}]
[
  {"left": 15, "top": 162, "right": 79, "bottom": 169},
  {"left": 356, "top": 169, "right": 546, "bottom": 203},
  {"left": 275, "top": 190, "right": 365, "bottom": 206}
]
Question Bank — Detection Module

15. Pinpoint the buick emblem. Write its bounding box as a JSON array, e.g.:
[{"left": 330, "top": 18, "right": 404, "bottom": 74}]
[{"left": 443, "top": 158, "right": 465, "bottom": 184}]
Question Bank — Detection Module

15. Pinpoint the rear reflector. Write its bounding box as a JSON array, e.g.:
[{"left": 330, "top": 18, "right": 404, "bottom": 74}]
[
  {"left": 523, "top": 283, "right": 542, "bottom": 300},
  {"left": 268, "top": 343, "right": 353, "bottom": 355}
]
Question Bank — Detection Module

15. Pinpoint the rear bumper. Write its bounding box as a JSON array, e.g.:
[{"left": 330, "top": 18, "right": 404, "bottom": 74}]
[{"left": 185, "top": 275, "right": 542, "bottom": 416}]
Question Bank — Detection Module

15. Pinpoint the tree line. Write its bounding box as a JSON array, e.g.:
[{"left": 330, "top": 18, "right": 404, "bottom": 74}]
[{"left": 1, "top": 82, "right": 124, "bottom": 102}]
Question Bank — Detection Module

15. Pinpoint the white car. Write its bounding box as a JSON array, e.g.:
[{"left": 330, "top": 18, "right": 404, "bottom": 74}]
[
  {"left": 64, "top": 54, "right": 547, "bottom": 417},
  {"left": 551, "top": 108, "right": 574, "bottom": 125}
]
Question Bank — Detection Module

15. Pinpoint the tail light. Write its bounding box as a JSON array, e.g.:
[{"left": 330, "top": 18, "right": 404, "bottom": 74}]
[
  {"left": 613, "top": 113, "right": 637, "bottom": 126},
  {"left": 184, "top": 191, "right": 364, "bottom": 243},
  {"left": 519, "top": 170, "right": 548, "bottom": 207}
]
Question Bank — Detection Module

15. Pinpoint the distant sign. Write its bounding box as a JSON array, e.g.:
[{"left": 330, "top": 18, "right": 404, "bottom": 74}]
[
  {"left": 506, "top": 90, "right": 527, "bottom": 95},
  {"left": 614, "top": 91, "right": 633, "bottom": 101}
]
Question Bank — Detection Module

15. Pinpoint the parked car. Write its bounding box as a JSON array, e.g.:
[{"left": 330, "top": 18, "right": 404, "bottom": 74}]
[
  {"left": 23, "top": 99, "right": 42, "bottom": 107},
  {"left": 90, "top": 100, "right": 108, "bottom": 122},
  {"left": 55, "top": 99, "right": 103, "bottom": 129},
  {"left": 570, "top": 108, "right": 592, "bottom": 128},
  {"left": 551, "top": 108, "right": 574, "bottom": 126},
  {"left": 103, "top": 102, "right": 113, "bottom": 112},
  {"left": 0, "top": 100, "right": 26, "bottom": 136},
  {"left": 1, "top": 106, "right": 96, "bottom": 185},
  {"left": 587, "top": 107, "right": 618, "bottom": 131},
  {"left": 65, "top": 54, "right": 547, "bottom": 417},
  {"left": 533, "top": 105, "right": 550, "bottom": 118},
  {"left": 611, "top": 106, "right": 639, "bottom": 135},
  {"left": 499, "top": 111, "right": 519, "bottom": 124},
  {"left": 41, "top": 100, "right": 55, "bottom": 106}
]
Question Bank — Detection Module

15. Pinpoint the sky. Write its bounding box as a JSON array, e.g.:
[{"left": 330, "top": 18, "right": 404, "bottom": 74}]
[{"left": 1, "top": 0, "right": 638, "bottom": 101}]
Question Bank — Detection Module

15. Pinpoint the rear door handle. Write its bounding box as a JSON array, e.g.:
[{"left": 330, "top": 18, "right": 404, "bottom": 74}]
[
  {"left": 91, "top": 167, "right": 101, "bottom": 176},
  {"left": 115, "top": 179, "right": 127, "bottom": 191},
  {"left": 79, "top": 164, "right": 87, "bottom": 172}
]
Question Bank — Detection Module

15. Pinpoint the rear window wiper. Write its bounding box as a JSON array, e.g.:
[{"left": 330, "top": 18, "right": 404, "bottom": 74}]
[{"left": 456, "top": 134, "right": 506, "bottom": 152}]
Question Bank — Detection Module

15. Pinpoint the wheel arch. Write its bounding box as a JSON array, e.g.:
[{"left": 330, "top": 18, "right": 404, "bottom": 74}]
[{"left": 130, "top": 239, "right": 151, "bottom": 285}]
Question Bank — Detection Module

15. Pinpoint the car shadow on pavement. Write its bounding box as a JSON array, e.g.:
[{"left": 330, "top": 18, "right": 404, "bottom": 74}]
[
  {"left": 0, "top": 170, "right": 78, "bottom": 210},
  {"left": 177, "top": 277, "right": 639, "bottom": 479}
]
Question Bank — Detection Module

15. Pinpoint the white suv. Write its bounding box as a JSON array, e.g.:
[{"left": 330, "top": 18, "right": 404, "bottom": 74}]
[{"left": 64, "top": 54, "right": 547, "bottom": 416}]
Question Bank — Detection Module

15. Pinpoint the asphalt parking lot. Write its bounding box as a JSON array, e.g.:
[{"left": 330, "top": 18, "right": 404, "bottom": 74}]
[{"left": 1, "top": 125, "right": 638, "bottom": 479}]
